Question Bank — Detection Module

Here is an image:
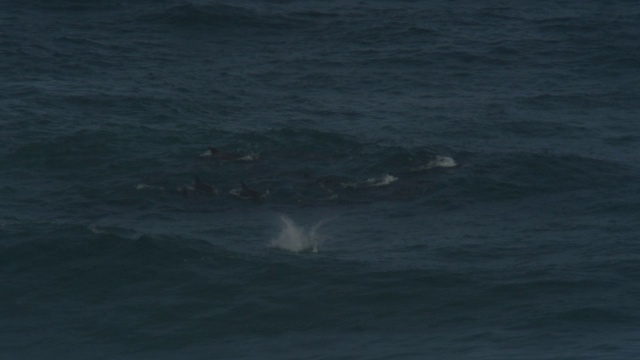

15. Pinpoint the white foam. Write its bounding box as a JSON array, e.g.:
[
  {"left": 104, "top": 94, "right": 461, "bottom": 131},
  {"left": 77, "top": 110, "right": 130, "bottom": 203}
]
[
  {"left": 229, "top": 187, "right": 247, "bottom": 199},
  {"left": 340, "top": 180, "right": 358, "bottom": 189},
  {"left": 365, "top": 174, "right": 398, "bottom": 187},
  {"left": 411, "top": 155, "right": 457, "bottom": 171},
  {"left": 87, "top": 224, "right": 108, "bottom": 234},
  {"left": 238, "top": 153, "right": 259, "bottom": 161},
  {"left": 341, "top": 174, "right": 398, "bottom": 189},
  {"left": 200, "top": 149, "right": 213, "bottom": 157},
  {"left": 269, "top": 215, "right": 327, "bottom": 253}
]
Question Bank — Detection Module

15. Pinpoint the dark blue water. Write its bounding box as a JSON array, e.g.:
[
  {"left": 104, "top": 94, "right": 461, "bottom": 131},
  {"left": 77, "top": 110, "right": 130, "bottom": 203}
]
[{"left": 2, "top": 1, "right": 640, "bottom": 359}]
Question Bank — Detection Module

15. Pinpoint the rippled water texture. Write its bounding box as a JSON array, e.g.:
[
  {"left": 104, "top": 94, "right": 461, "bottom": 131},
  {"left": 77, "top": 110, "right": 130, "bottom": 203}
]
[{"left": 1, "top": 1, "right": 639, "bottom": 359}]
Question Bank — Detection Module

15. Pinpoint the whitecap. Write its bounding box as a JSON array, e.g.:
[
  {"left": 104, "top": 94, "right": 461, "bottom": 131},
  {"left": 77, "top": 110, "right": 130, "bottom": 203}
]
[
  {"left": 341, "top": 174, "right": 398, "bottom": 188},
  {"left": 364, "top": 174, "right": 398, "bottom": 187},
  {"left": 410, "top": 155, "right": 457, "bottom": 171},
  {"left": 238, "top": 153, "right": 259, "bottom": 161}
]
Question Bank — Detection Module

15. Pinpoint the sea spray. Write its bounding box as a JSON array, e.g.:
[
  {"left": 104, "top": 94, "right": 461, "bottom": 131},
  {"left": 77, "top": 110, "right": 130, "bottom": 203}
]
[{"left": 269, "top": 215, "right": 328, "bottom": 253}]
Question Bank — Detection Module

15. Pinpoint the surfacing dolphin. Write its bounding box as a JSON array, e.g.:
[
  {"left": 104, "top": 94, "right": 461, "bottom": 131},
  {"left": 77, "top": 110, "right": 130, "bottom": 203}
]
[
  {"left": 193, "top": 175, "right": 218, "bottom": 195},
  {"left": 200, "top": 147, "right": 258, "bottom": 161},
  {"left": 230, "top": 181, "right": 268, "bottom": 201}
]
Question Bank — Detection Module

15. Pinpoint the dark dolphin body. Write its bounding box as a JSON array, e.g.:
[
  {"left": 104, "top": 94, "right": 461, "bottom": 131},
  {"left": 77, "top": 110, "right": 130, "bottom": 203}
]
[
  {"left": 230, "top": 181, "right": 267, "bottom": 201},
  {"left": 202, "top": 147, "right": 256, "bottom": 161},
  {"left": 193, "top": 176, "right": 218, "bottom": 195}
]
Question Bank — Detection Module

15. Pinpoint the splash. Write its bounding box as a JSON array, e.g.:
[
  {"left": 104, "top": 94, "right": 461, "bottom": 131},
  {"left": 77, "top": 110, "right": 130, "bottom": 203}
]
[{"left": 269, "top": 215, "right": 327, "bottom": 253}]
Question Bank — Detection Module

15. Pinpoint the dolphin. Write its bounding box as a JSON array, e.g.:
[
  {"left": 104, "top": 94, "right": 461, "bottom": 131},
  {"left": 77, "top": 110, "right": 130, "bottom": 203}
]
[
  {"left": 193, "top": 176, "right": 218, "bottom": 195},
  {"left": 230, "top": 181, "right": 268, "bottom": 201},
  {"left": 201, "top": 147, "right": 258, "bottom": 161}
]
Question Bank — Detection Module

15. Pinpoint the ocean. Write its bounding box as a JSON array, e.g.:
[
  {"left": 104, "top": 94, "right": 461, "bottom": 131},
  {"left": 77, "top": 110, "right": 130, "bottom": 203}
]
[{"left": 1, "top": 0, "right": 639, "bottom": 359}]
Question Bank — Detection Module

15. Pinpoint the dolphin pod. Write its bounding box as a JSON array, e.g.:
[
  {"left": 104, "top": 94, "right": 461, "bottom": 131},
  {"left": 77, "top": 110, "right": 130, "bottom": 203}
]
[{"left": 138, "top": 146, "right": 458, "bottom": 202}]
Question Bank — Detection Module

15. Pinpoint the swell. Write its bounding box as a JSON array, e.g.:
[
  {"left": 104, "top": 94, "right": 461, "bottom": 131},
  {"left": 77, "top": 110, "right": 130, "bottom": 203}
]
[
  {"left": 432, "top": 151, "right": 639, "bottom": 211},
  {"left": 4, "top": 223, "right": 633, "bottom": 349},
  {"left": 136, "top": 2, "right": 308, "bottom": 33},
  {"left": 0, "top": 221, "right": 268, "bottom": 350},
  {"left": 4, "top": 124, "right": 638, "bottom": 218},
  {"left": 0, "top": 220, "right": 261, "bottom": 312}
]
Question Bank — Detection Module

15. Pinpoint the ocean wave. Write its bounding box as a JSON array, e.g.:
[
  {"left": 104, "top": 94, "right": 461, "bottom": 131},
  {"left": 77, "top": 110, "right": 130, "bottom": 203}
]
[
  {"left": 137, "top": 2, "right": 306, "bottom": 32},
  {"left": 340, "top": 174, "right": 399, "bottom": 189},
  {"left": 452, "top": 152, "right": 636, "bottom": 202},
  {"left": 409, "top": 155, "right": 457, "bottom": 172},
  {"left": 22, "top": 0, "right": 126, "bottom": 11},
  {"left": 1, "top": 220, "right": 231, "bottom": 270}
]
